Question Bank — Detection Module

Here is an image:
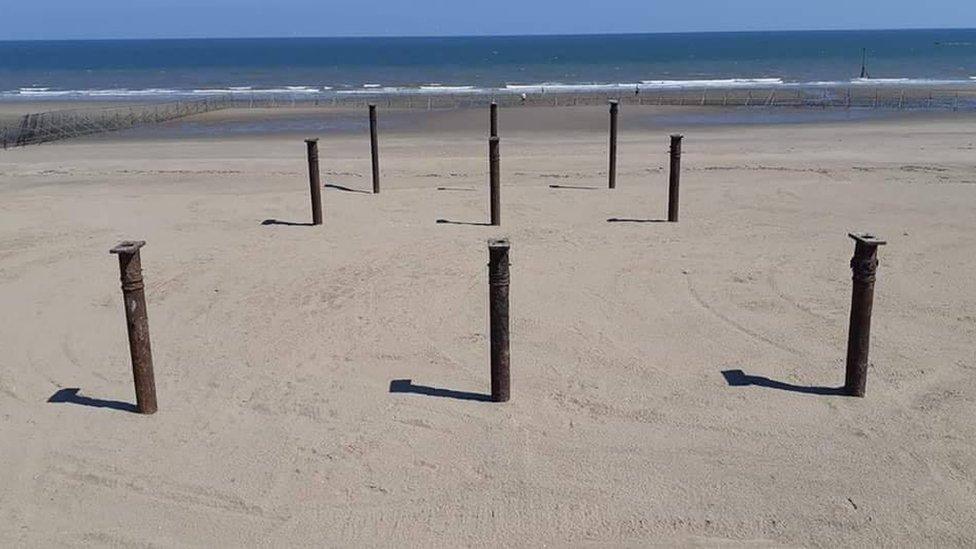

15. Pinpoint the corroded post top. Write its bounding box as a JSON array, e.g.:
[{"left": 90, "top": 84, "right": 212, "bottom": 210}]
[
  {"left": 609, "top": 100, "right": 619, "bottom": 109},
  {"left": 305, "top": 137, "right": 319, "bottom": 144},
  {"left": 488, "top": 238, "right": 510, "bottom": 250},
  {"left": 849, "top": 232, "right": 887, "bottom": 246},
  {"left": 110, "top": 240, "right": 146, "bottom": 255},
  {"left": 671, "top": 134, "right": 684, "bottom": 140}
]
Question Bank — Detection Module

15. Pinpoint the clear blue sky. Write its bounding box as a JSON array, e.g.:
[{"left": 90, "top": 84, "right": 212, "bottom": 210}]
[{"left": 1, "top": 0, "right": 975, "bottom": 40}]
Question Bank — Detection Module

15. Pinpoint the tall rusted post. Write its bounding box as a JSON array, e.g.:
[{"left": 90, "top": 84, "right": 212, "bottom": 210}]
[
  {"left": 369, "top": 104, "right": 380, "bottom": 194},
  {"left": 488, "top": 238, "right": 511, "bottom": 402},
  {"left": 110, "top": 241, "right": 157, "bottom": 415},
  {"left": 608, "top": 100, "right": 618, "bottom": 189},
  {"left": 668, "top": 134, "right": 683, "bottom": 222},
  {"left": 489, "top": 101, "right": 498, "bottom": 138},
  {"left": 305, "top": 138, "right": 323, "bottom": 225},
  {"left": 845, "top": 233, "right": 886, "bottom": 397},
  {"left": 489, "top": 136, "right": 501, "bottom": 226}
]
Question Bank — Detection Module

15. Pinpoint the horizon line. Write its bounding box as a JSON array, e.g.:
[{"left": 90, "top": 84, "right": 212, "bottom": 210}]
[{"left": 2, "top": 26, "right": 976, "bottom": 43}]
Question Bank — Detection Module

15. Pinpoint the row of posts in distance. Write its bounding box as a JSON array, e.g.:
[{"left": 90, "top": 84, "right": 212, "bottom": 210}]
[
  {"left": 306, "top": 101, "right": 683, "bottom": 226},
  {"left": 107, "top": 101, "right": 884, "bottom": 414}
]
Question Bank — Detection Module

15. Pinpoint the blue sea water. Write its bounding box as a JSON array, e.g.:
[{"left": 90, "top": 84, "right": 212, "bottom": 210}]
[{"left": 1, "top": 29, "right": 975, "bottom": 100}]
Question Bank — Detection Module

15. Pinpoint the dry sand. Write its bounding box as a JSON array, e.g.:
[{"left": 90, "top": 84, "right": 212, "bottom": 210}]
[{"left": 1, "top": 106, "right": 975, "bottom": 547}]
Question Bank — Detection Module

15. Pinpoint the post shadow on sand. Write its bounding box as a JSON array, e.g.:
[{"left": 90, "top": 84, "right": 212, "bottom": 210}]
[
  {"left": 261, "top": 219, "right": 315, "bottom": 226},
  {"left": 436, "top": 186, "right": 476, "bottom": 192},
  {"left": 606, "top": 218, "right": 668, "bottom": 223},
  {"left": 721, "top": 369, "right": 847, "bottom": 396},
  {"left": 48, "top": 388, "right": 139, "bottom": 413},
  {"left": 548, "top": 184, "right": 600, "bottom": 190},
  {"left": 389, "top": 379, "right": 492, "bottom": 402},
  {"left": 325, "top": 183, "right": 372, "bottom": 194},
  {"left": 435, "top": 219, "right": 493, "bottom": 227}
]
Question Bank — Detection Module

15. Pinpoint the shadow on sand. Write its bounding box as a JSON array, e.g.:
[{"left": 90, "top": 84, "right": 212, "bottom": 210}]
[
  {"left": 607, "top": 218, "right": 668, "bottom": 223},
  {"left": 325, "top": 183, "right": 372, "bottom": 194},
  {"left": 48, "top": 388, "right": 139, "bottom": 413},
  {"left": 721, "top": 369, "right": 848, "bottom": 396},
  {"left": 549, "top": 184, "right": 600, "bottom": 190},
  {"left": 261, "top": 219, "right": 315, "bottom": 227},
  {"left": 436, "top": 219, "right": 493, "bottom": 227},
  {"left": 389, "top": 379, "right": 492, "bottom": 402}
]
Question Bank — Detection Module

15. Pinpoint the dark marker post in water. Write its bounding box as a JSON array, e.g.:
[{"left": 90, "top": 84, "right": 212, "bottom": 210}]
[
  {"left": 608, "top": 100, "right": 619, "bottom": 189},
  {"left": 845, "top": 233, "right": 886, "bottom": 397},
  {"left": 306, "top": 138, "right": 322, "bottom": 225},
  {"left": 369, "top": 104, "right": 380, "bottom": 194}
]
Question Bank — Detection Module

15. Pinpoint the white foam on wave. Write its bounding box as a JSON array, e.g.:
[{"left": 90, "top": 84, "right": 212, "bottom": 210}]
[
  {"left": 339, "top": 85, "right": 483, "bottom": 95},
  {"left": 4, "top": 76, "right": 976, "bottom": 101},
  {"left": 419, "top": 85, "right": 478, "bottom": 93},
  {"left": 851, "top": 77, "right": 975, "bottom": 86},
  {"left": 338, "top": 87, "right": 401, "bottom": 95},
  {"left": 17, "top": 88, "right": 73, "bottom": 96},
  {"left": 192, "top": 87, "right": 322, "bottom": 95},
  {"left": 506, "top": 82, "right": 640, "bottom": 93},
  {"left": 13, "top": 88, "right": 183, "bottom": 97},
  {"left": 639, "top": 78, "right": 784, "bottom": 88}
]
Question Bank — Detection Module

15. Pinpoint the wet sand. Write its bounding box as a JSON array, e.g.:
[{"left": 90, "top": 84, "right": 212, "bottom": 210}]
[{"left": 1, "top": 106, "right": 975, "bottom": 546}]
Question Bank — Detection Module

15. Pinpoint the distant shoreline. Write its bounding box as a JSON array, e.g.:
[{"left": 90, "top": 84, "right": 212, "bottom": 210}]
[{"left": 4, "top": 78, "right": 976, "bottom": 104}]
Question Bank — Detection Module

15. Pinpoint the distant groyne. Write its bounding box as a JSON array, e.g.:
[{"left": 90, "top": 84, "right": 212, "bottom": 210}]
[{"left": 0, "top": 96, "right": 233, "bottom": 148}]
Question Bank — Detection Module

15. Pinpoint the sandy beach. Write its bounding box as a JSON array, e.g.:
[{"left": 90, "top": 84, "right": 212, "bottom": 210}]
[{"left": 1, "top": 105, "right": 975, "bottom": 546}]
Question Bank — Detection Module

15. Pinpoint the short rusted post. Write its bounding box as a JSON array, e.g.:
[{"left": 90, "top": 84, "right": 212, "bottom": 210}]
[
  {"left": 369, "top": 104, "right": 380, "bottom": 193},
  {"left": 305, "top": 138, "right": 322, "bottom": 225},
  {"left": 488, "top": 238, "right": 511, "bottom": 402},
  {"left": 489, "top": 101, "right": 498, "bottom": 138},
  {"left": 110, "top": 241, "right": 157, "bottom": 414},
  {"left": 608, "top": 100, "right": 618, "bottom": 189},
  {"left": 668, "top": 134, "right": 683, "bottom": 222},
  {"left": 489, "top": 136, "right": 500, "bottom": 226},
  {"left": 845, "top": 233, "right": 886, "bottom": 397}
]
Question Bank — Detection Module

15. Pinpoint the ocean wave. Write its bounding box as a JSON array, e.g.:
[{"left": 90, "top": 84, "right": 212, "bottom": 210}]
[
  {"left": 639, "top": 78, "right": 784, "bottom": 88},
  {"left": 339, "top": 85, "right": 484, "bottom": 95},
  {"left": 419, "top": 85, "right": 479, "bottom": 93},
  {"left": 191, "top": 87, "right": 322, "bottom": 95},
  {"left": 850, "top": 77, "right": 975, "bottom": 86},
  {"left": 506, "top": 82, "right": 640, "bottom": 93},
  {"left": 337, "top": 87, "right": 402, "bottom": 95},
  {"left": 3, "top": 76, "right": 976, "bottom": 101}
]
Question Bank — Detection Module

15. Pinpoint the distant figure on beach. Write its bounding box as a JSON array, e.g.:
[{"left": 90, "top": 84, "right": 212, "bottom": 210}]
[
  {"left": 520, "top": 93, "right": 527, "bottom": 103},
  {"left": 635, "top": 85, "right": 640, "bottom": 95}
]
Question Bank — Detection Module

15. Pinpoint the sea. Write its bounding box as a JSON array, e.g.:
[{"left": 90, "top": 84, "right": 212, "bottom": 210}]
[{"left": 1, "top": 29, "right": 975, "bottom": 101}]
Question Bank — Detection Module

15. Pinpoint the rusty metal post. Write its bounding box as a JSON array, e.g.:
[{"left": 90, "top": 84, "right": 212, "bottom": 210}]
[
  {"left": 305, "top": 138, "right": 323, "bottom": 225},
  {"left": 845, "top": 233, "right": 887, "bottom": 397},
  {"left": 490, "top": 101, "right": 498, "bottom": 138},
  {"left": 369, "top": 104, "right": 380, "bottom": 194},
  {"left": 488, "top": 238, "right": 511, "bottom": 402},
  {"left": 608, "top": 100, "right": 618, "bottom": 189},
  {"left": 668, "top": 134, "right": 683, "bottom": 222},
  {"left": 489, "top": 136, "right": 500, "bottom": 226},
  {"left": 110, "top": 241, "right": 157, "bottom": 414}
]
